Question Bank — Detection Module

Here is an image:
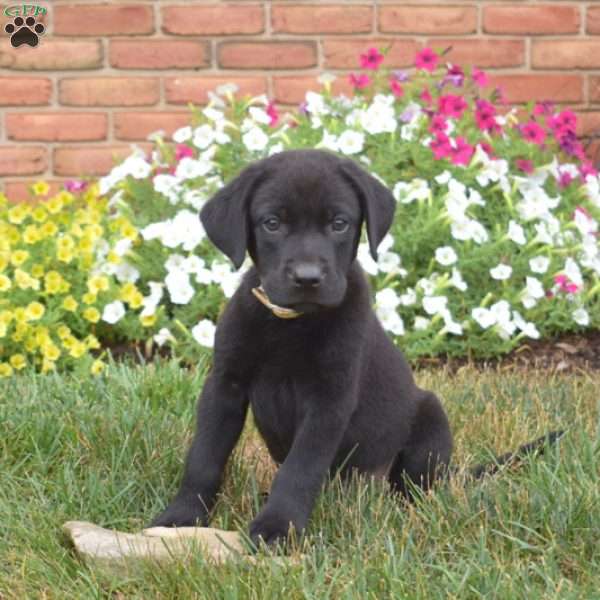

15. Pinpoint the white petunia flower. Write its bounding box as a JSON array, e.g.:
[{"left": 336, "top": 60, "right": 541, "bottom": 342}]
[
  {"left": 450, "top": 267, "right": 468, "bottom": 292},
  {"left": 337, "top": 130, "right": 364, "bottom": 155},
  {"left": 435, "top": 246, "right": 458, "bottom": 266},
  {"left": 154, "top": 328, "right": 175, "bottom": 347},
  {"left": 507, "top": 220, "right": 526, "bottom": 245},
  {"left": 242, "top": 127, "right": 269, "bottom": 152},
  {"left": 393, "top": 179, "right": 429, "bottom": 204},
  {"left": 165, "top": 270, "right": 195, "bottom": 305},
  {"left": 490, "top": 264, "right": 512, "bottom": 281},
  {"left": 529, "top": 256, "right": 550, "bottom": 274},
  {"left": 376, "top": 288, "right": 401, "bottom": 310},
  {"left": 376, "top": 305, "right": 405, "bottom": 336},
  {"left": 175, "top": 157, "right": 212, "bottom": 180},
  {"left": 192, "top": 319, "right": 216, "bottom": 348},
  {"left": 357, "top": 243, "right": 378, "bottom": 275},
  {"left": 512, "top": 311, "right": 540, "bottom": 339},
  {"left": 102, "top": 300, "right": 126, "bottom": 325},
  {"left": 422, "top": 295, "right": 448, "bottom": 316},
  {"left": 573, "top": 307, "right": 590, "bottom": 326},
  {"left": 399, "top": 288, "right": 417, "bottom": 306},
  {"left": 472, "top": 307, "right": 496, "bottom": 329},
  {"left": 192, "top": 124, "right": 215, "bottom": 150},
  {"left": 115, "top": 262, "right": 140, "bottom": 284},
  {"left": 414, "top": 316, "right": 430, "bottom": 331},
  {"left": 172, "top": 126, "right": 193, "bottom": 143}
]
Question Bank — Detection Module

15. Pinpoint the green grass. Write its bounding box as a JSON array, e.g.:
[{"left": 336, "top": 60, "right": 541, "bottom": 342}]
[{"left": 1, "top": 362, "right": 599, "bottom": 599}]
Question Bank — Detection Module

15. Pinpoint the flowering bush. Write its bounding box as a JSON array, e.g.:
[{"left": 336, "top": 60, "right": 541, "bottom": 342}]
[
  {"left": 0, "top": 183, "right": 139, "bottom": 375},
  {"left": 2, "top": 47, "right": 600, "bottom": 374}
]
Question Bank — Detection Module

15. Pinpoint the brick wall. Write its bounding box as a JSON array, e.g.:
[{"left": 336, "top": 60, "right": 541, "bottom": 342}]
[{"left": 1, "top": 1, "right": 600, "bottom": 198}]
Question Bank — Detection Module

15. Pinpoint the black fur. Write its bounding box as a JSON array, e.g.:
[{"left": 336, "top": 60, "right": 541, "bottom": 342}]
[{"left": 151, "top": 150, "right": 561, "bottom": 546}]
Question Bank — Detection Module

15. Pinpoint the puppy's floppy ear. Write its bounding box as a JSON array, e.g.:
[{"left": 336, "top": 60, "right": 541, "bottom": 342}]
[
  {"left": 339, "top": 159, "right": 396, "bottom": 260},
  {"left": 200, "top": 163, "right": 264, "bottom": 269}
]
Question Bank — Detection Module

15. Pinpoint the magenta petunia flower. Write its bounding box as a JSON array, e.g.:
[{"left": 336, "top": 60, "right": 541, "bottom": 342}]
[
  {"left": 429, "top": 115, "right": 448, "bottom": 135},
  {"left": 348, "top": 73, "right": 371, "bottom": 89},
  {"left": 266, "top": 101, "right": 279, "bottom": 127},
  {"left": 580, "top": 161, "right": 598, "bottom": 180},
  {"left": 438, "top": 94, "right": 468, "bottom": 119},
  {"left": 415, "top": 48, "right": 439, "bottom": 72},
  {"left": 472, "top": 68, "right": 489, "bottom": 88},
  {"left": 175, "top": 144, "right": 194, "bottom": 161},
  {"left": 554, "top": 274, "right": 580, "bottom": 295},
  {"left": 420, "top": 87, "right": 432, "bottom": 104},
  {"left": 533, "top": 101, "right": 554, "bottom": 116},
  {"left": 521, "top": 121, "right": 546, "bottom": 145},
  {"left": 444, "top": 64, "right": 464, "bottom": 87},
  {"left": 430, "top": 132, "right": 452, "bottom": 160},
  {"left": 475, "top": 99, "right": 499, "bottom": 133},
  {"left": 548, "top": 110, "right": 577, "bottom": 134},
  {"left": 389, "top": 78, "right": 404, "bottom": 97},
  {"left": 64, "top": 180, "right": 88, "bottom": 193},
  {"left": 450, "top": 137, "right": 474, "bottom": 166},
  {"left": 360, "top": 47, "right": 384, "bottom": 70},
  {"left": 515, "top": 158, "right": 534, "bottom": 174},
  {"left": 558, "top": 171, "right": 573, "bottom": 188},
  {"left": 479, "top": 141, "right": 495, "bottom": 158}
]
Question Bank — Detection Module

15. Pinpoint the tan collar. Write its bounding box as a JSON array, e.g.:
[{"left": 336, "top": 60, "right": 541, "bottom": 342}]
[{"left": 251, "top": 286, "right": 303, "bottom": 319}]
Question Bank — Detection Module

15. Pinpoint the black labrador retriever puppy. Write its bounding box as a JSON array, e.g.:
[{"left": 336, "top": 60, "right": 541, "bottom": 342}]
[{"left": 152, "top": 149, "right": 558, "bottom": 546}]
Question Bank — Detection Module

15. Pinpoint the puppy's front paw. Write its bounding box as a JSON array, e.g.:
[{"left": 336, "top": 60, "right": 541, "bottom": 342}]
[
  {"left": 249, "top": 508, "right": 300, "bottom": 548},
  {"left": 150, "top": 493, "right": 209, "bottom": 528}
]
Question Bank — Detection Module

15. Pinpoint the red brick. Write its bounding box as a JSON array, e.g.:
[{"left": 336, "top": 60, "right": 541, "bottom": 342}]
[
  {"left": 428, "top": 39, "right": 525, "bottom": 68},
  {"left": 3, "top": 180, "right": 65, "bottom": 202},
  {"left": 0, "top": 40, "right": 102, "bottom": 70},
  {"left": 273, "top": 75, "right": 354, "bottom": 104},
  {"left": 590, "top": 77, "right": 600, "bottom": 104},
  {"left": 59, "top": 77, "right": 159, "bottom": 107},
  {"left": 114, "top": 112, "right": 191, "bottom": 141},
  {"left": 490, "top": 74, "right": 583, "bottom": 104},
  {"left": 587, "top": 7, "right": 600, "bottom": 34},
  {"left": 53, "top": 145, "right": 151, "bottom": 177},
  {"left": 575, "top": 112, "right": 600, "bottom": 137},
  {"left": 54, "top": 4, "right": 154, "bottom": 36},
  {"left": 6, "top": 113, "right": 107, "bottom": 142},
  {"left": 110, "top": 40, "right": 209, "bottom": 70},
  {"left": 0, "top": 77, "right": 52, "bottom": 105},
  {"left": 0, "top": 147, "right": 47, "bottom": 176},
  {"left": 218, "top": 42, "right": 316, "bottom": 69},
  {"left": 379, "top": 5, "right": 477, "bottom": 35},
  {"left": 323, "top": 39, "right": 420, "bottom": 69},
  {"left": 162, "top": 4, "right": 263, "bottom": 35},
  {"left": 484, "top": 5, "right": 580, "bottom": 34},
  {"left": 272, "top": 4, "right": 372, "bottom": 34},
  {"left": 532, "top": 41, "right": 600, "bottom": 70},
  {"left": 165, "top": 76, "right": 267, "bottom": 105}
]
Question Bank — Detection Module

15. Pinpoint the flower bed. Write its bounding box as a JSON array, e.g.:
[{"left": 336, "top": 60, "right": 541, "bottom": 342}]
[{"left": 1, "top": 47, "right": 599, "bottom": 375}]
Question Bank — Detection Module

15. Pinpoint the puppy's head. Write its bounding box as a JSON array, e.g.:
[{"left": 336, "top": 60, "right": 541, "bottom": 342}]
[{"left": 200, "top": 150, "right": 395, "bottom": 311}]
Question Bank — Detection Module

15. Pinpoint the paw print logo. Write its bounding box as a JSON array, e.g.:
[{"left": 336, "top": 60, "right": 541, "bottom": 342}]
[{"left": 4, "top": 16, "right": 45, "bottom": 48}]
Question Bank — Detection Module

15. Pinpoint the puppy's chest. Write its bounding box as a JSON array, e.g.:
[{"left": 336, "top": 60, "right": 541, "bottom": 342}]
[{"left": 247, "top": 368, "right": 305, "bottom": 464}]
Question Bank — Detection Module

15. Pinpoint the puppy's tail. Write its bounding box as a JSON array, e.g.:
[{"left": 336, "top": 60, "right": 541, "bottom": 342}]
[{"left": 467, "top": 429, "right": 565, "bottom": 479}]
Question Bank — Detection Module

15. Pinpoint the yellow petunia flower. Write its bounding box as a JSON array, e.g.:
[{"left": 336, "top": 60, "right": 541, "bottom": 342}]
[
  {"left": 91, "top": 359, "right": 105, "bottom": 375},
  {"left": 41, "top": 358, "right": 56, "bottom": 374},
  {"left": 31, "top": 263, "right": 44, "bottom": 279},
  {"left": 57, "top": 325, "right": 71, "bottom": 339},
  {"left": 87, "top": 275, "right": 109, "bottom": 294},
  {"left": 69, "top": 341, "right": 87, "bottom": 358},
  {"left": 83, "top": 307, "right": 100, "bottom": 323},
  {"left": 32, "top": 181, "right": 50, "bottom": 196},
  {"left": 9, "top": 354, "right": 26, "bottom": 370},
  {"left": 0, "top": 255, "right": 8, "bottom": 272},
  {"left": 7, "top": 204, "right": 30, "bottom": 225},
  {"left": 32, "top": 205, "right": 48, "bottom": 223},
  {"left": 140, "top": 313, "right": 157, "bottom": 327},
  {"left": 120, "top": 222, "right": 138, "bottom": 241},
  {"left": 0, "top": 363, "right": 14, "bottom": 377},
  {"left": 10, "top": 249, "right": 30, "bottom": 267},
  {"left": 40, "top": 222, "right": 58, "bottom": 238},
  {"left": 0, "top": 322, "right": 6, "bottom": 338},
  {"left": 46, "top": 196, "right": 64, "bottom": 214},
  {"left": 0, "top": 274, "right": 11, "bottom": 292},
  {"left": 25, "top": 301, "right": 45, "bottom": 321},
  {"left": 14, "top": 269, "right": 40, "bottom": 290},
  {"left": 42, "top": 343, "right": 61, "bottom": 361},
  {"left": 62, "top": 296, "right": 78, "bottom": 312},
  {"left": 84, "top": 334, "right": 100, "bottom": 350},
  {"left": 57, "top": 247, "right": 74, "bottom": 263},
  {"left": 23, "top": 225, "right": 41, "bottom": 244},
  {"left": 82, "top": 292, "right": 97, "bottom": 305}
]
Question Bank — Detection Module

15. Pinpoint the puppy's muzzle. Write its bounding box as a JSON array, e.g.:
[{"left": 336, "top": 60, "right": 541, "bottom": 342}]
[{"left": 288, "top": 262, "right": 324, "bottom": 288}]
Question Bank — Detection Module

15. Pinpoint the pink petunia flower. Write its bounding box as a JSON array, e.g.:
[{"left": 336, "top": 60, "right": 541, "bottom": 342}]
[
  {"left": 548, "top": 110, "right": 577, "bottom": 134},
  {"left": 533, "top": 101, "right": 555, "bottom": 117},
  {"left": 64, "top": 180, "right": 88, "bottom": 193},
  {"left": 479, "top": 141, "right": 495, "bottom": 158},
  {"left": 348, "top": 73, "right": 371, "bottom": 89},
  {"left": 515, "top": 158, "right": 534, "bottom": 174},
  {"left": 472, "top": 67, "right": 489, "bottom": 88},
  {"left": 389, "top": 78, "right": 404, "bottom": 97},
  {"left": 415, "top": 48, "right": 439, "bottom": 72},
  {"left": 554, "top": 274, "right": 580, "bottom": 295},
  {"left": 475, "top": 99, "right": 499, "bottom": 133},
  {"left": 360, "top": 47, "right": 384, "bottom": 70},
  {"left": 580, "top": 161, "right": 598, "bottom": 180},
  {"left": 558, "top": 171, "right": 573, "bottom": 188},
  {"left": 438, "top": 94, "right": 468, "bottom": 119},
  {"left": 266, "top": 101, "right": 279, "bottom": 127},
  {"left": 175, "top": 144, "right": 194, "bottom": 161},
  {"left": 444, "top": 64, "right": 464, "bottom": 87},
  {"left": 521, "top": 121, "right": 546, "bottom": 145},
  {"left": 420, "top": 87, "right": 432, "bottom": 105},
  {"left": 430, "top": 132, "right": 452, "bottom": 160},
  {"left": 450, "top": 137, "right": 474, "bottom": 166},
  {"left": 429, "top": 115, "right": 448, "bottom": 135}
]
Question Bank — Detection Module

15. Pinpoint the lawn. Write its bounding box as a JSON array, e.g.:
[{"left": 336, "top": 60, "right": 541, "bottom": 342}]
[{"left": 1, "top": 362, "right": 599, "bottom": 599}]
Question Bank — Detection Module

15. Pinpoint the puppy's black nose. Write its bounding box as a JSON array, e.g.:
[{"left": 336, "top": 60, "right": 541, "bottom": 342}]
[{"left": 290, "top": 263, "right": 323, "bottom": 287}]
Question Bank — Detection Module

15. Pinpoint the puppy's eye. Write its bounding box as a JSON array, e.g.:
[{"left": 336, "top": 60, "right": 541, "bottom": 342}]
[
  {"left": 262, "top": 216, "right": 281, "bottom": 232},
  {"left": 331, "top": 216, "right": 349, "bottom": 233}
]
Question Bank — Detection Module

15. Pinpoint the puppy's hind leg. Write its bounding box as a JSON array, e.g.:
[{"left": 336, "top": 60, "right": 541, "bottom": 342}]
[{"left": 388, "top": 392, "right": 453, "bottom": 499}]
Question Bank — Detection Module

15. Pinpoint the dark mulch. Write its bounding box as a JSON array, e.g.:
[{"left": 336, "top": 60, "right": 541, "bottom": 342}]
[{"left": 415, "top": 331, "right": 600, "bottom": 374}]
